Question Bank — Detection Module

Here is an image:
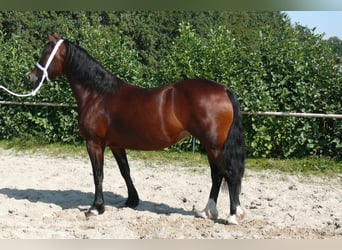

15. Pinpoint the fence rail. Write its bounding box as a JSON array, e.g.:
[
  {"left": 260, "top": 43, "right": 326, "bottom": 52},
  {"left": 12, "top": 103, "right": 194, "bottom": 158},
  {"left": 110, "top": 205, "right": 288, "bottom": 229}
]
[
  {"left": 0, "top": 100, "right": 77, "bottom": 108},
  {"left": 1, "top": 100, "right": 342, "bottom": 119},
  {"left": 241, "top": 111, "right": 342, "bottom": 119}
]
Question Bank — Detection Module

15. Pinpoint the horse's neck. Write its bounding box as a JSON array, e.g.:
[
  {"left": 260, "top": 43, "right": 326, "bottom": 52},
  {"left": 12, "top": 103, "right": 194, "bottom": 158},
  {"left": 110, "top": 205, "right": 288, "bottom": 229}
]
[{"left": 67, "top": 77, "right": 100, "bottom": 112}]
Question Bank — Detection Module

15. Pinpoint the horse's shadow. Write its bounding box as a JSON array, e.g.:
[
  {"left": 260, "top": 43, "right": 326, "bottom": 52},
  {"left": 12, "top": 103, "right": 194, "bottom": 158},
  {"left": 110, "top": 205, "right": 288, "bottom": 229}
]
[{"left": 0, "top": 188, "right": 195, "bottom": 217}]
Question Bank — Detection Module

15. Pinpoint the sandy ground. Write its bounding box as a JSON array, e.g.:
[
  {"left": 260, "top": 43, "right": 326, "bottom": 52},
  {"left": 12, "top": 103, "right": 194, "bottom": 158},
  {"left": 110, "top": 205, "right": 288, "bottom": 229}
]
[{"left": 0, "top": 147, "right": 341, "bottom": 239}]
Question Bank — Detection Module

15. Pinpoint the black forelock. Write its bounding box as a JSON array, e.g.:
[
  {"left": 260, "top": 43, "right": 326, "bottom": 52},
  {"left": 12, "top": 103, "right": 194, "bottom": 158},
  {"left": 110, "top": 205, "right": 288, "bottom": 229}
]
[{"left": 63, "top": 39, "right": 121, "bottom": 93}]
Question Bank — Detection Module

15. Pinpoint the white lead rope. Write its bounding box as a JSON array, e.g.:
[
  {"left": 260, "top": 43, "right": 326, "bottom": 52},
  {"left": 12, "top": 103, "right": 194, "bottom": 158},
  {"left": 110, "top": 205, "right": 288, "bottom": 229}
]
[{"left": 0, "top": 39, "right": 64, "bottom": 97}]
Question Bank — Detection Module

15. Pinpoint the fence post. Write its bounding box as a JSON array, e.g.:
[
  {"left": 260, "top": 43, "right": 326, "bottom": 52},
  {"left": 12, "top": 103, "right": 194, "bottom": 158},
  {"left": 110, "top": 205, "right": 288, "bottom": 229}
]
[{"left": 192, "top": 136, "right": 196, "bottom": 153}]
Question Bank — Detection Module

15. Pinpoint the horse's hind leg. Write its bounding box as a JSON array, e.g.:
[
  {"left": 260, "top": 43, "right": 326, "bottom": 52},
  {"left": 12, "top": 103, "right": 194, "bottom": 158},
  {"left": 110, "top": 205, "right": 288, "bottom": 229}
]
[
  {"left": 194, "top": 150, "right": 244, "bottom": 224},
  {"left": 111, "top": 147, "right": 139, "bottom": 208},
  {"left": 195, "top": 150, "right": 223, "bottom": 220},
  {"left": 225, "top": 173, "right": 244, "bottom": 225}
]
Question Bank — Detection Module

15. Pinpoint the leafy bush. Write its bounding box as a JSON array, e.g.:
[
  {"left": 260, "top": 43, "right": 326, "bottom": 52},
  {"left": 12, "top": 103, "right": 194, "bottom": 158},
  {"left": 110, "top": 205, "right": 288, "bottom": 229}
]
[{"left": 156, "top": 22, "right": 341, "bottom": 159}]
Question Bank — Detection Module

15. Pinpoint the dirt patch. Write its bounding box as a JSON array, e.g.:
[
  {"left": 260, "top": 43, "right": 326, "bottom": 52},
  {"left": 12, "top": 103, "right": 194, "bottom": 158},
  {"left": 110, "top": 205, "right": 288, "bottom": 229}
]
[{"left": 0, "top": 147, "right": 341, "bottom": 239}]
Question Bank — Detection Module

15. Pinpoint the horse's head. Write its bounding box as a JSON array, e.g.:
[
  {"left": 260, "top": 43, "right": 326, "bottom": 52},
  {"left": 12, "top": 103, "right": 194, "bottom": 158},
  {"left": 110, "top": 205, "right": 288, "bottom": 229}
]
[{"left": 29, "top": 33, "right": 66, "bottom": 89}]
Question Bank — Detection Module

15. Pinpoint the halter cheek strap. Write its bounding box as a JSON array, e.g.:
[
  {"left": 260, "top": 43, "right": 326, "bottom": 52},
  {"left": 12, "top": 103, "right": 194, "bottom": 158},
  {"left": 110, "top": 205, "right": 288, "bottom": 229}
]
[
  {"left": 0, "top": 39, "right": 64, "bottom": 97},
  {"left": 36, "top": 61, "right": 50, "bottom": 82}
]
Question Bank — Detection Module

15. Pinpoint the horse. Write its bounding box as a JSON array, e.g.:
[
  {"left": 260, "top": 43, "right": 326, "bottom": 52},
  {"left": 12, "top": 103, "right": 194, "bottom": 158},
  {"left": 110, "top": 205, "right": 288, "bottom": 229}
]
[{"left": 29, "top": 34, "right": 245, "bottom": 225}]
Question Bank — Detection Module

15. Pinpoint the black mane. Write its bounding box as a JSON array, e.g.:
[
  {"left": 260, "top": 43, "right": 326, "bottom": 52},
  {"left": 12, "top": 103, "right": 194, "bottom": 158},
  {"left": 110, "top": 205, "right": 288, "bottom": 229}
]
[{"left": 64, "top": 40, "right": 121, "bottom": 93}]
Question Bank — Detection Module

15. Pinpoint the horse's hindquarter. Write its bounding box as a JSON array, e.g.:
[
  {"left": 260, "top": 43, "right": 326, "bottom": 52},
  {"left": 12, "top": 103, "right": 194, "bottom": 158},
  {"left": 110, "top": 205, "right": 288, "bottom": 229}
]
[{"left": 173, "top": 80, "right": 234, "bottom": 148}]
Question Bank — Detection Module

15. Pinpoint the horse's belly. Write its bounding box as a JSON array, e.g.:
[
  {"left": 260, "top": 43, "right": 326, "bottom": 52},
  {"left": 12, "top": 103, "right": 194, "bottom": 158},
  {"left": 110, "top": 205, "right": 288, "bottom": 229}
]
[{"left": 107, "top": 127, "right": 190, "bottom": 150}]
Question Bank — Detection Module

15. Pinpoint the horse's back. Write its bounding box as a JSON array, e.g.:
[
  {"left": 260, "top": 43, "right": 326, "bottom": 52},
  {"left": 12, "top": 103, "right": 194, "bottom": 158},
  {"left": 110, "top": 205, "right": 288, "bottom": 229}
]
[{"left": 173, "top": 79, "right": 227, "bottom": 93}]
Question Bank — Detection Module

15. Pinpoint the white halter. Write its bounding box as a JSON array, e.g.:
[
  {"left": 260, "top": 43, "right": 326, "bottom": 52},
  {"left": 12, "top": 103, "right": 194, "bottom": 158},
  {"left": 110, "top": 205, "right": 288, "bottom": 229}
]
[{"left": 0, "top": 39, "right": 64, "bottom": 97}]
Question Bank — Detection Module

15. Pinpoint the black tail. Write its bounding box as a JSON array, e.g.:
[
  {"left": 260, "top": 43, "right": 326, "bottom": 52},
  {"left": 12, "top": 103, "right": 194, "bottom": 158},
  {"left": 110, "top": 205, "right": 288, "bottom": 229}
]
[{"left": 221, "top": 89, "right": 245, "bottom": 186}]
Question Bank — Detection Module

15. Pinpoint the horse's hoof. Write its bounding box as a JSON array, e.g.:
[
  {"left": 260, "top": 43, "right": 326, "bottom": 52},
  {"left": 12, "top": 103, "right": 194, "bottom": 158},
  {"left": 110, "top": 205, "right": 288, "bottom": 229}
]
[
  {"left": 226, "top": 206, "right": 245, "bottom": 225},
  {"left": 227, "top": 214, "right": 239, "bottom": 225},
  {"left": 85, "top": 206, "right": 105, "bottom": 217},
  {"left": 193, "top": 199, "right": 218, "bottom": 220},
  {"left": 125, "top": 197, "right": 139, "bottom": 208},
  {"left": 194, "top": 208, "right": 218, "bottom": 220},
  {"left": 85, "top": 209, "right": 98, "bottom": 217}
]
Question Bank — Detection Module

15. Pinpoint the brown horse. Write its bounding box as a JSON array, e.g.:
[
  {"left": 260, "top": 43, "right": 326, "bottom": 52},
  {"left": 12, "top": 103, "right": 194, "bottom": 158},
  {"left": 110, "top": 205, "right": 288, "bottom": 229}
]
[{"left": 29, "top": 34, "right": 245, "bottom": 224}]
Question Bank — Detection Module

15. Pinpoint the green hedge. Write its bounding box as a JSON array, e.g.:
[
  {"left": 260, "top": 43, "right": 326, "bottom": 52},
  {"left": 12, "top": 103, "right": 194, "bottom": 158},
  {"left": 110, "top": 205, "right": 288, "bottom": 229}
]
[{"left": 0, "top": 11, "right": 341, "bottom": 159}]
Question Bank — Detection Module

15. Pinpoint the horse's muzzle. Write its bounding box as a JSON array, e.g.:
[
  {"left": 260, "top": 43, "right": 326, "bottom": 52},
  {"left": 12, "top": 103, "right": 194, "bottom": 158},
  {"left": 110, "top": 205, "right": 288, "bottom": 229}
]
[{"left": 28, "top": 72, "right": 39, "bottom": 88}]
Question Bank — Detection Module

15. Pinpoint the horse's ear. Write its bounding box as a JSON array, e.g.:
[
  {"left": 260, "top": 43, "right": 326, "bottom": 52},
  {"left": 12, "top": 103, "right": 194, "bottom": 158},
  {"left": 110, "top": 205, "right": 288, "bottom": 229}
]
[
  {"left": 48, "top": 33, "right": 59, "bottom": 44},
  {"left": 52, "top": 32, "right": 60, "bottom": 39}
]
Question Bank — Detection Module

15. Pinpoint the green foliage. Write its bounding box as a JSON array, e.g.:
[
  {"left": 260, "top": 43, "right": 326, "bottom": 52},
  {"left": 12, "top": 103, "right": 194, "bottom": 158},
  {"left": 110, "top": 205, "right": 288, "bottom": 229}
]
[
  {"left": 1, "top": 140, "right": 340, "bottom": 177},
  {"left": 326, "top": 36, "right": 342, "bottom": 57},
  {"left": 239, "top": 24, "right": 342, "bottom": 159},
  {"left": 245, "top": 157, "right": 341, "bottom": 177},
  {"left": 159, "top": 22, "right": 239, "bottom": 84},
  {"left": 0, "top": 11, "right": 341, "bottom": 160}
]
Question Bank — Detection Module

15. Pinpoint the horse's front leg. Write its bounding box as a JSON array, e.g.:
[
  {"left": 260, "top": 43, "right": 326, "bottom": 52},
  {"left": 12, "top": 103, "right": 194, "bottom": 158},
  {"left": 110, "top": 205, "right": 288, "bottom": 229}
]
[
  {"left": 85, "top": 140, "right": 105, "bottom": 217},
  {"left": 111, "top": 147, "right": 139, "bottom": 208}
]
